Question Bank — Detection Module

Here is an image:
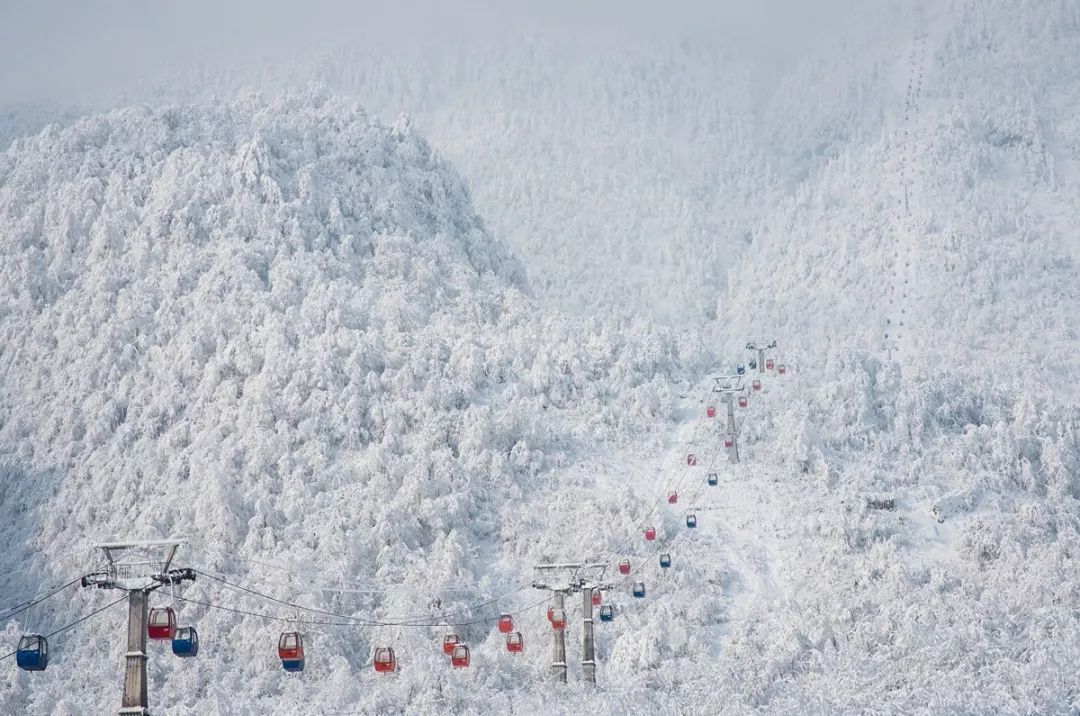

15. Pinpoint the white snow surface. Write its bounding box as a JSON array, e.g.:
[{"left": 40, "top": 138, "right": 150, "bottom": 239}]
[{"left": 0, "top": 0, "right": 1079, "bottom": 714}]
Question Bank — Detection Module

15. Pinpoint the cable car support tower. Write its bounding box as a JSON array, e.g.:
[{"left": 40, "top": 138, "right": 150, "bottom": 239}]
[
  {"left": 80, "top": 538, "right": 195, "bottom": 716},
  {"left": 745, "top": 338, "right": 777, "bottom": 374},
  {"left": 533, "top": 563, "right": 611, "bottom": 685},
  {"left": 712, "top": 375, "right": 747, "bottom": 464}
]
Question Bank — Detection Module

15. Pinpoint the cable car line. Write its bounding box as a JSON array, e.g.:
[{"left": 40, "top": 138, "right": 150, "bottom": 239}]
[
  {"left": 0, "top": 593, "right": 128, "bottom": 662},
  {"left": 602, "top": 397, "right": 730, "bottom": 567},
  {"left": 192, "top": 570, "right": 532, "bottom": 626},
  {"left": 0, "top": 576, "right": 84, "bottom": 623},
  {"left": 175, "top": 593, "right": 552, "bottom": 629}
]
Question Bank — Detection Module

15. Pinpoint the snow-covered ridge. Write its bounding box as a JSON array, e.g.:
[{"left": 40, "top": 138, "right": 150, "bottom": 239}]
[{"left": 0, "top": 94, "right": 704, "bottom": 713}]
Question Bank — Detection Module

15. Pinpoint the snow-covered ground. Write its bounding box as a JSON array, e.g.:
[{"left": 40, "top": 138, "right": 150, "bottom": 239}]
[{"left": 1, "top": 0, "right": 1079, "bottom": 713}]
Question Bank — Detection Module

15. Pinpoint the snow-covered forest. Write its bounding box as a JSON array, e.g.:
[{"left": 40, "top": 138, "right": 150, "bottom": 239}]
[{"left": 1, "top": 0, "right": 1079, "bottom": 713}]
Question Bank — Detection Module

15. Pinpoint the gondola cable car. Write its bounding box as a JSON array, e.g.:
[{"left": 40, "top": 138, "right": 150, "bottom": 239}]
[
  {"left": 374, "top": 646, "right": 396, "bottom": 673},
  {"left": 171, "top": 626, "right": 199, "bottom": 658},
  {"left": 148, "top": 607, "right": 177, "bottom": 641},
  {"left": 15, "top": 634, "right": 47, "bottom": 672},
  {"left": 451, "top": 643, "right": 470, "bottom": 668},
  {"left": 278, "top": 631, "right": 305, "bottom": 672}
]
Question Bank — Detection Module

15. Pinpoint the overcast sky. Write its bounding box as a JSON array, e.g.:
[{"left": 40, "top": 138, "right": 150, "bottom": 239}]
[{"left": 0, "top": 0, "right": 894, "bottom": 106}]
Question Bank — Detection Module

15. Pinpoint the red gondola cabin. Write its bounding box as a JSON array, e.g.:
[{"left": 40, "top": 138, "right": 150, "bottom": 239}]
[
  {"left": 592, "top": 590, "right": 602, "bottom": 606},
  {"left": 506, "top": 631, "right": 524, "bottom": 653},
  {"left": 442, "top": 633, "right": 459, "bottom": 655},
  {"left": 147, "top": 608, "right": 176, "bottom": 641},
  {"left": 752, "top": 379, "right": 761, "bottom": 391},
  {"left": 618, "top": 559, "right": 631, "bottom": 575},
  {"left": 738, "top": 396, "right": 748, "bottom": 408},
  {"left": 778, "top": 364, "right": 787, "bottom": 375},
  {"left": 278, "top": 631, "right": 305, "bottom": 672},
  {"left": 451, "top": 644, "right": 470, "bottom": 668},
  {"left": 549, "top": 609, "right": 567, "bottom": 630},
  {"left": 644, "top": 527, "right": 656, "bottom": 541},
  {"left": 706, "top": 405, "right": 717, "bottom": 418},
  {"left": 766, "top": 358, "right": 775, "bottom": 370},
  {"left": 374, "top": 646, "right": 396, "bottom": 673},
  {"left": 667, "top": 491, "right": 678, "bottom": 504},
  {"left": 686, "top": 454, "right": 697, "bottom": 466},
  {"left": 498, "top": 614, "right": 514, "bottom": 634}
]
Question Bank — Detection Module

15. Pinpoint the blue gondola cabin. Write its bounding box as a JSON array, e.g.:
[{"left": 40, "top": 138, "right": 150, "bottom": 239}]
[
  {"left": 172, "top": 626, "right": 199, "bottom": 657},
  {"left": 632, "top": 582, "right": 646, "bottom": 598},
  {"left": 599, "top": 605, "right": 614, "bottom": 622},
  {"left": 660, "top": 553, "right": 672, "bottom": 568},
  {"left": 16, "top": 634, "right": 47, "bottom": 672}
]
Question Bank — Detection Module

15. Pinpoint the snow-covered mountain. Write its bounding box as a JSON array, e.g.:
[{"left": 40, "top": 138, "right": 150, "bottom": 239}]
[
  {"left": 1, "top": 0, "right": 1079, "bottom": 713},
  {"left": 0, "top": 94, "right": 704, "bottom": 713}
]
